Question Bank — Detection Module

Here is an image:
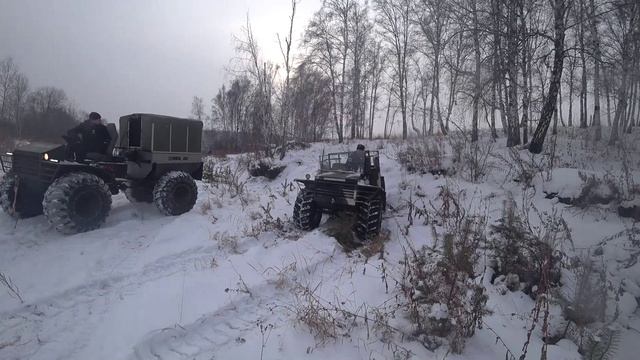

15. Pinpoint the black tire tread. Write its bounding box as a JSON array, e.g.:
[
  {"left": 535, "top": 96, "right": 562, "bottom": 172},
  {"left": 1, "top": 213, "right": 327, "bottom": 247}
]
[
  {"left": 43, "top": 172, "right": 112, "bottom": 234},
  {"left": 353, "top": 194, "right": 383, "bottom": 242},
  {"left": 0, "top": 172, "right": 18, "bottom": 218},
  {"left": 153, "top": 171, "right": 198, "bottom": 216},
  {"left": 292, "top": 189, "right": 322, "bottom": 230}
]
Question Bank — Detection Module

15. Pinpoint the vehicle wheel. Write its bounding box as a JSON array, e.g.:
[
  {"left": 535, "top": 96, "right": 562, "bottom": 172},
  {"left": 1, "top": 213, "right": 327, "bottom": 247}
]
[
  {"left": 125, "top": 184, "right": 154, "bottom": 203},
  {"left": 43, "top": 172, "right": 112, "bottom": 234},
  {"left": 380, "top": 177, "right": 387, "bottom": 212},
  {"left": 353, "top": 193, "right": 384, "bottom": 242},
  {"left": 292, "top": 189, "right": 322, "bottom": 230},
  {"left": 1, "top": 172, "right": 44, "bottom": 218},
  {"left": 153, "top": 171, "right": 198, "bottom": 216},
  {"left": 0, "top": 172, "right": 19, "bottom": 217}
]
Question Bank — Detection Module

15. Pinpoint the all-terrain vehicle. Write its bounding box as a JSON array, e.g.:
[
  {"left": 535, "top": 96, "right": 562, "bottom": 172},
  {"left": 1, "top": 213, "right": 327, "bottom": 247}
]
[
  {"left": 292, "top": 150, "right": 386, "bottom": 242},
  {"left": 0, "top": 113, "right": 203, "bottom": 234}
]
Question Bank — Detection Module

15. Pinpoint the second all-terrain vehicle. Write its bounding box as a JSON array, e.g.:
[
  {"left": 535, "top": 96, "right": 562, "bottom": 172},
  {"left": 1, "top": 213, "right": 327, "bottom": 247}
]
[
  {"left": 0, "top": 113, "right": 203, "bottom": 234},
  {"left": 293, "top": 149, "right": 386, "bottom": 242}
]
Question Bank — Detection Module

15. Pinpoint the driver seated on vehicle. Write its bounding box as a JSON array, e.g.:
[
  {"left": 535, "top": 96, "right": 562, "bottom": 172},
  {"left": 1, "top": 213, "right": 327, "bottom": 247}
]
[
  {"left": 66, "top": 112, "right": 112, "bottom": 161},
  {"left": 346, "top": 144, "right": 366, "bottom": 172}
]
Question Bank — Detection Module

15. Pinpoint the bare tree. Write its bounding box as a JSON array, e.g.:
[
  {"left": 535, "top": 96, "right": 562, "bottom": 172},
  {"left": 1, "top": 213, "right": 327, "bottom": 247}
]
[
  {"left": 375, "top": 0, "right": 413, "bottom": 139},
  {"left": 191, "top": 96, "right": 205, "bottom": 122},
  {"left": 27, "top": 87, "right": 67, "bottom": 115},
  {"left": 505, "top": 0, "right": 521, "bottom": 146},
  {"left": 235, "top": 15, "right": 276, "bottom": 153},
  {"left": 0, "top": 57, "right": 18, "bottom": 122},
  {"left": 529, "top": 0, "right": 572, "bottom": 154},
  {"left": 12, "top": 73, "right": 29, "bottom": 138},
  {"left": 277, "top": 0, "right": 297, "bottom": 159},
  {"left": 349, "top": 0, "right": 371, "bottom": 139},
  {"left": 366, "top": 40, "right": 385, "bottom": 139},
  {"left": 588, "top": 0, "right": 603, "bottom": 140},
  {"left": 291, "top": 62, "right": 333, "bottom": 141},
  {"left": 607, "top": 0, "right": 640, "bottom": 145},
  {"left": 304, "top": 1, "right": 355, "bottom": 142},
  {"left": 578, "top": 0, "right": 589, "bottom": 129},
  {"left": 416, "top": 0, "right": 450, "bottom": 135}
]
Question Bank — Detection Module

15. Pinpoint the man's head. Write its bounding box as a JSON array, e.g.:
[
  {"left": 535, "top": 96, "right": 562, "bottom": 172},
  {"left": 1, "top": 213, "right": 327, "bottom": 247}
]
[
  {"left": 356, "top": 144, "right": 365, "bottom": 151},
  {"left": 89, "top": 112, "right": 102, "bottom": 124}
]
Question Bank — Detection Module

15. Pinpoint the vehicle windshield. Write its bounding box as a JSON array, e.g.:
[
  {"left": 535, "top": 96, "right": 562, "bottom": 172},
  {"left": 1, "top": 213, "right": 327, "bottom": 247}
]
[{"left": 320, "top": 151, "right": 365, "bottom": 172}]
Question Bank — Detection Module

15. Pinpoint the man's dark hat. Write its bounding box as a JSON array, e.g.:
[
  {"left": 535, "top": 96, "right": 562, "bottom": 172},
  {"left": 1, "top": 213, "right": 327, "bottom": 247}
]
[
  {"left": 89, "top": 112, "right": 102, "bottom": 120},
  {"left": 357, "top": 144, "right": 365, "bottom": 150}
]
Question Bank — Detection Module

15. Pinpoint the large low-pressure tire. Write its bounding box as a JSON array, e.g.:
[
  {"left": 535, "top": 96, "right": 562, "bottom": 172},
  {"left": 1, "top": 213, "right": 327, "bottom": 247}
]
[
  {"left": 1, "top": 172, "right": 44, "bottom": 218},
  {"left": 43, "top": 172, "right": 112, "bottom": 234},
  {"left": 125, "top": 184, "right": 154, "bottom": 203},
  {"left": 292, "top": 189, "right": 322, "bottom": 230},
  {"left": 153, "top": 171, "right": 198, "bottom": 216},
  {"left": 353, "top": 193, "right": 384, "bottom": 242},
  {"left": 0, "top": 172, "right": 19, "bottom": 217}
]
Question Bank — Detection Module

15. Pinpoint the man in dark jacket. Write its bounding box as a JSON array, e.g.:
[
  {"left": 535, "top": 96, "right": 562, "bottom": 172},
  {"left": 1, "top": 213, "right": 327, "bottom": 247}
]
[
  {"left": 347, "top": 144, "right": 366, "bottom": 172},
  {"left": 66, "top": 112, "right": 112, "bottom": 160}
]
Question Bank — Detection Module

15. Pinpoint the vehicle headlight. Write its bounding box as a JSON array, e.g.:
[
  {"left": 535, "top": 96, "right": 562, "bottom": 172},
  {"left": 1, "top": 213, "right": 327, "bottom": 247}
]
[
  {"left": 43, "top": 153, "right": 49, "bottom": 161},
  {"left": 6, "top": 152, "right": 12, "bottom": 156}
]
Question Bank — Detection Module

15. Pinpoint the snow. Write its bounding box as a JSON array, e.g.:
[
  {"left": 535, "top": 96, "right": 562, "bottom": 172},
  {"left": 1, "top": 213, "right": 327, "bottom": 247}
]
[
  {"left": 542, "top": 168, "right": 598, "bottom": 200},
  {"left": 1, "top": 132, "right": 640, "bottom": 359}
]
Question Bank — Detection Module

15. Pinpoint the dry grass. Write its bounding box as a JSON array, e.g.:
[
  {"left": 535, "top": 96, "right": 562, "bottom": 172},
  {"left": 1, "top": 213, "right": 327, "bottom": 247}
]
[
  {"left": 0, "top": 271, "right": 23, "bottom": 303},
  {"left": 293, "top": 285, "right": 344, "bottom": 345},
  {"left": 210, "top": 231, "right": 242, "bottom": 254}
]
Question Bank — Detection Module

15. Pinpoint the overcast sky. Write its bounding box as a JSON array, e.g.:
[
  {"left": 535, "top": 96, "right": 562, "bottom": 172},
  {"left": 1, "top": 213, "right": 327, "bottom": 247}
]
[{"left": 0, "top": 0, "right": 321, "bottom": 122}]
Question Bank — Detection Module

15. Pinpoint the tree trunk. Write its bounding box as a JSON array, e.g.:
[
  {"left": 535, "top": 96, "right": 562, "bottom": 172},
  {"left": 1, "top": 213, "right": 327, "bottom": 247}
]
[
  {"left": 428, "top": 74, "right": 436, "bottom": 135},
  {"left": 553, "top": 104, "right": 559, "bottom": 135},
  {"left": 568, "top": 54, "right": 574, "bottom": 127},
  {"left": 628, "top": 78, "right": 639, "bottom": 132},
  {"left": 605, "top": 68, "right": 612, "bottom": 126},
  {"left": 471, "top": 0, "right": 481, "bottom": 142},
  {"left": 491, "top": 78, "right": 498, "bottom": 139},
  {"left": 506, "top": 0, "right": 520, "bottom": 146},
  {"left": 498, "top": 75, "right": 508, "bottom": 134},
  {"left": 578, "top": 0, "right": 588, "bottom": 129},
  {"left": 422, "top": 78, "right": 428, "bottom": 136},
  {"left": 529, "top": 0, "right": 569, "bottom": 154},
  {"left": 368, "top": 72, "right": 379, "bottom": 140},
  {"left": 621, "top": 76, "right": 636, "bottom": 133},
  {"left": 588, "top": 0, "right": 602, "bottom": 140},
  {"left": 559, "top": 83, "right": 566, "bottom": 127},
  {"left": 492, "top": 0, "right": 506, "bottom": 136},
  {"left": 608, "top": 5, "right": 639, "bottom": 145},
  {"left": 383, "top": 83, "right": 394, "bottom": 138},
  {"left": 520, "top": 0, "right": 529, "bottom": 144}
]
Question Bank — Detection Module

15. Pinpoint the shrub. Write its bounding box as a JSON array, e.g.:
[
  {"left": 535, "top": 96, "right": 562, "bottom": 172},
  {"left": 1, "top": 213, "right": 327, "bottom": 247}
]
[
  {"left": 401, "top": 217, "right": 488, "bottom": 353},
  {"left": 396, "top": 138, "right": 449, "bottom": 175},
  {"left": 248, "top": 158, "right": 286, "bottom": 180},
  {"left": 275, "top": 141, "right": 311, "bottom": 158},
  {"left": 203, "top": 160, "right": 247, "bottom": 197},
  {"left": 574, "top": 173, "right": 621, "bottom": 208},
  {"left": 561, "top": 257, "right": 607, "bottom": 327},
  {"left": 211, "top": 231, "right": 242, "bottom": 254},
  {"left": 488, "top": 198, "right": 565, "bottom": 295},
  {"left": 447, "top": 133, "right": 494, "bottom": 183}
]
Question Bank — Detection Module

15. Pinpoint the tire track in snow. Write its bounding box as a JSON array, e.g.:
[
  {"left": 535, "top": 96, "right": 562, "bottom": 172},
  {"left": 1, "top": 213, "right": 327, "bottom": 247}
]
[
  {"left": 130, "top": 289, "right": 281, "bottom": 360},
  {"left": 0, "top": 245, "right": 217, "bottom": 360},
  {"left": 129, "top": 239, "right": 347, "bottom": 360}
]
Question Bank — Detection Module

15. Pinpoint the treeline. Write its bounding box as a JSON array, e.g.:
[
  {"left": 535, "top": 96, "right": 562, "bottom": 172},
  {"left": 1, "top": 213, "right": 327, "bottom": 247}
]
[
  {"left": 195, "top": 0, "right": 640, "bottom": 154},
  {"left": 0, "top": 57, "right": 83, "bottom": 144}
]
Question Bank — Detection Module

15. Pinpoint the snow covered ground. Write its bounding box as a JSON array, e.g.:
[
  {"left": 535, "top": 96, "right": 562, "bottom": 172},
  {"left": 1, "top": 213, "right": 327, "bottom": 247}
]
[{"left": 1, "top": 131, "right": 639, "bottom": 359}]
